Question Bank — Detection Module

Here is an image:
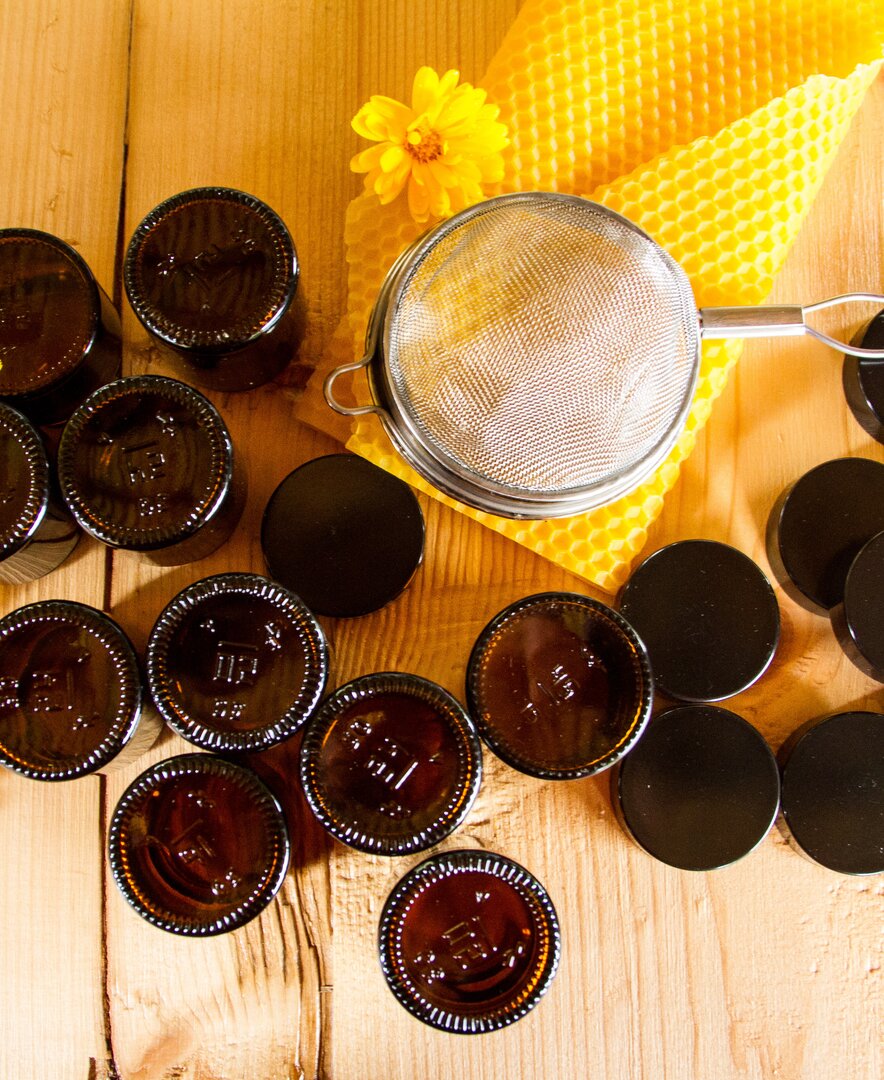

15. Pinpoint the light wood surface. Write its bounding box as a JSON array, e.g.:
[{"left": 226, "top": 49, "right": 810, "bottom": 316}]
[{"left": 0, "top": 3, "right": 881, "bottom": 1079}]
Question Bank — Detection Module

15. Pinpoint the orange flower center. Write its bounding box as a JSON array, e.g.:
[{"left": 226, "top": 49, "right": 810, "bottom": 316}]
[{"left": 405, "top": 125, "right": 444, "bottom": 164}]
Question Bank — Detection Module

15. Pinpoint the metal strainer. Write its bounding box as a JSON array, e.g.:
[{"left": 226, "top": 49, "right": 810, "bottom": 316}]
[{"left": 325, "top": 192, "right": 884, "bottom": 519}]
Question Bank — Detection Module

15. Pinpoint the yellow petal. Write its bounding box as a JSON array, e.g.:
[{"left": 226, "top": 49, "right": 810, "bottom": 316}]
[
  {"left": 411, "top": 67, "right": 441, "bottom": 114},
  {"left": 379, "top": 143, "right": 408, "bottom": 172},
  {"left": 351, "top": 95, "right": 413, "bottom": 142},
  {"left": 407, "top": 174, "right": 431, "bottom": 222},
  {"left": 349, "top": 143, "right": 388, "bottom": 174},
  {"left": 427, "top": 160, "right": 460, "bottom": 188}
]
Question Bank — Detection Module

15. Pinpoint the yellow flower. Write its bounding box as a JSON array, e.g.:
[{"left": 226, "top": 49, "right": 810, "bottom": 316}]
[{"left": 350, "top": 66, "right": 509, "bottom": 224}]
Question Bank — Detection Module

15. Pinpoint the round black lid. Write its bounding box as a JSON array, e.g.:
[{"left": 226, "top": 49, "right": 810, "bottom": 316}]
[
  {"left": 843, "top": 309, "right": 884, "bottom": 442},
  {"left": 260, "top": 454, "right": 424, "bottom": 618},
  {"left": 841, "top": 531, "right": 884, "bottom": 679},
  {"left": 618, "top": 539, "right": 780, "bottom": 702},
  {"left": 612, "top": 704, "right": 780, "bottom": 871},
  {"left": 770, "top": 457, "right": 884, "bottom": 610},
  {"left": 779, "top": 711, "right": 883, "bottom": 875}
]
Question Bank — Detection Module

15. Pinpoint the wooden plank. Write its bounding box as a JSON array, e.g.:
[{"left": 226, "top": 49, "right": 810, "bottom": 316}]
[
  {"left": 0, "top": 2, "right": 879, "bottom": 1077},
  {"left": 107, "top": 4, "right": 521, "bottom": 1078},
  {"left": 0, "top": 2, "right": 131, "bottom": 1079}
]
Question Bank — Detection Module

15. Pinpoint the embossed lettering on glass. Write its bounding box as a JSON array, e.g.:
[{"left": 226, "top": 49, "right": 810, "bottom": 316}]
[
  {"left": 0, "top": 600, "right": 159, "bottom": 780},
  {"left": 147, "top": 573, "right": 328, "bottom": 753},
  {"left": 467, "top": 592, "right": 653, "bottom": 779},
  {"left": 299, "top": 672, "right": 482, "bottom": 855},
  {"left": 57, "top": 374, "right": 245, "bottom": 565},
  {"left": 379, "top": 849, "right": 561, "bottom": 1033},
  {"left": 107, "top": 753, "right": 290, "bottom": 935},
  {"left": 124, "top": 188, "right": 299, "bottom": 392},
  {"left": 0, "top": 229, "right": 121, "bottom": 424}
]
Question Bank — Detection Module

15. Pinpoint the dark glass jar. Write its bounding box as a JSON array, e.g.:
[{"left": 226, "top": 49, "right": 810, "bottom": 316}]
[
  {"left": 57, "top": 375, "right": 245, "bottom": 566},
  {"left": 0, "top": 229, "right": 121, "bottom": 424},
  {"left": 147, "top": 572, "right": 329, "bottom": 753},
  {"left": 0, "top": 600, "right": 160, "bottom": 780},
  {"left": 299, "top": 672, "right": 482, "bottom": 855},
  {"left": 0, "top": 402, "right": 79, "bottom": 583},
  {"left": 379, "top": 849, "right": 561, "bottom": 1033},
  {"left": 466, "top": 592, "right": 653, "bottom": 779},
  {"left": 124, "top": 187, "right": 298, "bottom": 391},
  {"left": 107, "top": 753, "right": 290, "bottom": 935}
]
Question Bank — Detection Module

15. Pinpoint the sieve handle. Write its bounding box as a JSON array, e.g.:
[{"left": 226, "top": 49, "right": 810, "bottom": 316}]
[
  {"left": 700, "top": 294, "right": 884, "bottom": 359},
  {"left": 323, "top": 354, "right": 386, "bottom": 417}
]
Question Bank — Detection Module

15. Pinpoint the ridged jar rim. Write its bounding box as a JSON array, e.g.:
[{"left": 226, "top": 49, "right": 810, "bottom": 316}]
[
  {"left": 146, "top": 572, "right": 329, "bottom": 752},
  {"left": 378, "top": 848, "right": 561, "bottom": 1034},
  {"left": 107, "top": 752, "right": 291, "bottom": 936},
  {"left": 0, "top": 600, "right": 142, "bottom": 780},
  {"left": 0, "top": 402, "right": 49, "bottom": 561},
  {"left": 299, "top": 672, "right": 483, "bottom": 856},
  {"left": 0, "top": 228, "right": 101, "bottom": 394},
  {"left": 57, "top": 374, "right": 234, "bottom": 550},
  {"left": 466, "top": 591, "right": 654, "bottom": 780},
  {"left": 123, "top": 186, "right": 298, "bottom": 353}
]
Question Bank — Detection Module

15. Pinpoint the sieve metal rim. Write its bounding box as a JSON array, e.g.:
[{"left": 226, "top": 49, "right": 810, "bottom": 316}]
[{"left": 327, "top": 192, "right": 702, "bottom": 519}]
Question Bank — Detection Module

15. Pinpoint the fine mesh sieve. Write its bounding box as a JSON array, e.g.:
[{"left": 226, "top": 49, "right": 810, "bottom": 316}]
[{"left": 325, "top": 192, "right": 884, "bottom": 519}]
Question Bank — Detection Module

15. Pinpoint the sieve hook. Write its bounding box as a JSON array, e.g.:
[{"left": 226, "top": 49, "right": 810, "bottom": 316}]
[
  {"left": 700, "top": 293, "right": 884, "bottom": 359},
  {"left": 324, "top": 352, "right": 385, "bottom": 417}
]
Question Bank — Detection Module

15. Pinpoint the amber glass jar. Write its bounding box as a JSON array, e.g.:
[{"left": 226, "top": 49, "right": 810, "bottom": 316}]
[
  {"left": 300, "top": 672, "right": 482, "bottom": 855},
  {"left": 0, "top": 229, "right": 120, "bottom": 424},
  {"left": 379, "top": 849, "right": 561, "bottom": 1033},
  {"left": 0, "top": 600, "right": 159, "bottom": 780},
  {"left": 467, "top": 592, "right": 653, "bottom": 779},
  {"left": 124, "top": 187, "right": 298, "bottom": 391},
  {"left": 108, "top": 753, "right": 290, "bottom": 935},
  {"left": 0, "top": 402, "right": 79, "bottom": 583},
  {"left": 147, "top": 572, "right": 329, "bottom": 753},
  {"left": 57, "top": 375, "right": 245, "bottom": 565}
]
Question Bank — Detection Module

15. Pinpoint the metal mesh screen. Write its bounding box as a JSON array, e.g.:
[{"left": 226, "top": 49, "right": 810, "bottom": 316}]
[{"left": 386, "top": 194, "right": 699, "bottom": 497}]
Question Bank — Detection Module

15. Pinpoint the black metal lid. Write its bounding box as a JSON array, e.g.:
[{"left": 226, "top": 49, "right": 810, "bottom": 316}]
[
  {"left": 0, "top": 600, "right": 142, "bottom": 780},
  {"left": 0, "top": 228, "right": 99, "bottom": 397},
  {"left": 299, "top": 672, "right": 482, "bottom": 856},
  {"left": 107, "top": 752, "right": 291, "bottom": 935},
  {"left": 58, "top": 374, "right": 235, "bottom": 552},
  {"left": 466, "top": 592, "right": 653, "bottom": 779},
  {"left": 124, "top": 187, "right": 297, "bottom": 354},
  {"left": 618, "top": 540, "right": 780, "bottom": 702},
  {"left": 778, "top": 711, "right": 883, "bottom": 875},
  {"left": 840, "top": 532, "right": 884, "bottom": 679},
  {"left": 147, "top": 572, "right": 329, "bottom": 753},
  {"left": 378, "top": 848, "right": 561, "bottom": 1033},
  {"left": 769, "top": 457, "right": 884, "bottom": 611},
  {"left": 611, "top": 704, "right": 781, "bottom": 870},
  {"left": 0, "top": 402, "right": 49, "bottom": 562},
  {"left": 843, "top": 309, "right": 884, "bottom": 442},
  {"left": 261, "top": 453, "right": 424, "bottom": 618}
]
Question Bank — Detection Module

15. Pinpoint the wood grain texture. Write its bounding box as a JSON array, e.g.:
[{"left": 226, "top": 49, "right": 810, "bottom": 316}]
[
  {"left": 0, "top": 2, "right": 880, "bottom": 1078},
  {"left": 0, "top": 3, "right": 129, "bottom": 1079}
]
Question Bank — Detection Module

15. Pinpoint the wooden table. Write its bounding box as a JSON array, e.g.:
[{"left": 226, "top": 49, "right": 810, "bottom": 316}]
[{"left": 0, "top": 3, "right": 881, "bottom": 1078}]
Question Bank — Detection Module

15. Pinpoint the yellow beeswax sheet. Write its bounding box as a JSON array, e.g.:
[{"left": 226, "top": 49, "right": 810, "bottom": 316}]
[{"left": 298, "top": 0, "right": 884, "bottom": 593}]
